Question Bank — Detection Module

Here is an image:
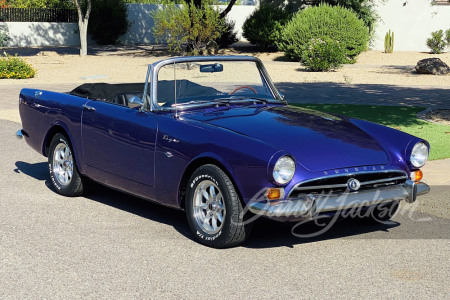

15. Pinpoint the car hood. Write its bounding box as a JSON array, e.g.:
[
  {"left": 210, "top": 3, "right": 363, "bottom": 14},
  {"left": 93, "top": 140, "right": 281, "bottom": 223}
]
[{"left": 183, "top": 105, "right": 389, "bottom": 172}]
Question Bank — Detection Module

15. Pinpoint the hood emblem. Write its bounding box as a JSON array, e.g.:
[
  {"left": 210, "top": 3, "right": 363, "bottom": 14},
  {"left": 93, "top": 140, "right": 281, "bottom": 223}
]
[{"left": 347, "top": 178, "right": 361, "bottom": 191}]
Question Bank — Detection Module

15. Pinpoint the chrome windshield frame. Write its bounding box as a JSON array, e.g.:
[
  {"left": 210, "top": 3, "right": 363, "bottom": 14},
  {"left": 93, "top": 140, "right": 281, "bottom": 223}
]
[{"left": 144, "top": 55, "right": 286, "bottom": 112}]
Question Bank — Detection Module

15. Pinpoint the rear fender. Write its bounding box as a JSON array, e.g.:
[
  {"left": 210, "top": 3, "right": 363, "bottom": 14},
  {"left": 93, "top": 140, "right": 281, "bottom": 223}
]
[{"left": 43, "top": 121, "right": 86, "bottom": 175}]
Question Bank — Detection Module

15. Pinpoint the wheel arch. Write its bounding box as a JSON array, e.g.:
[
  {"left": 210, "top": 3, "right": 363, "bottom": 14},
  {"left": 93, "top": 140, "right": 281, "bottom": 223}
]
[
  {"left": 178, "top": 156, "right": 244, "bottom": 210},
  {"left": 43, "top": 122, "right": 84, "bottom": 175}
]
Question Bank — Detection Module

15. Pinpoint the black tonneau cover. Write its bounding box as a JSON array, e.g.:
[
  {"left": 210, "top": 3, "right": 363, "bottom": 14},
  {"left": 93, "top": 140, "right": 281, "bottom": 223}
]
[{"left": 70, "top": 83, "right": 144, "bottom": 101}]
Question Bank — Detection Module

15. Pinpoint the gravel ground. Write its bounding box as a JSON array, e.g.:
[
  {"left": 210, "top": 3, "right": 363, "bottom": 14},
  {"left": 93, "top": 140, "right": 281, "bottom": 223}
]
[
  {"left": 1, "top": 47, "right": 449, "bottom": 87},
  {"left": 0, "top": 119, "right": 449, "bottom": 299}
]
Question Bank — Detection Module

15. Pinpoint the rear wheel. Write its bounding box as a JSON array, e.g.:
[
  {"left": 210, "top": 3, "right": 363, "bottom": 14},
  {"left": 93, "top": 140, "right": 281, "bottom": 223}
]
[
  {"left": 185, "top": 165, "right": 252, "bottom": 248},
  {"left": 48, "top": 133, "right": 85, "bottom": 197}
]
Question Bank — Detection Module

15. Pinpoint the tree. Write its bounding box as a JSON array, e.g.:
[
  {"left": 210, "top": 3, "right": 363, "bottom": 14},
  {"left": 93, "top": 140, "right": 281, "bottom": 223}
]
[
  {"left": 188, "top": 0, "right": 237, "bottom": 18},
  {"left": 73, "top": 0, "right": 91, "bottom": 56},
  {"left": 219, "top": 0, "right": 237, "bottom": 18}
]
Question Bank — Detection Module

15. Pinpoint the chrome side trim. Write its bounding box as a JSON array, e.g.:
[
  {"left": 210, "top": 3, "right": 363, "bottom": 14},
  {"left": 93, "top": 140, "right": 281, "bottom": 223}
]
[
  {"left": 16, "top": 129, "right": 23, "bottom": 139},
  {"left": 287, "top": 170, "right": 407, "bottom": 198},
  {"left": 248, "top": 181, "right": 430, "bottom": 219}
]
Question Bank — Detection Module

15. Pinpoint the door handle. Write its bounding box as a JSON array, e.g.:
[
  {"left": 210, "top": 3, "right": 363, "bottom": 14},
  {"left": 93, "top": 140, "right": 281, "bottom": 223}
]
[{"left": 83, "top": 104, "right": 96, "bottom": 111}]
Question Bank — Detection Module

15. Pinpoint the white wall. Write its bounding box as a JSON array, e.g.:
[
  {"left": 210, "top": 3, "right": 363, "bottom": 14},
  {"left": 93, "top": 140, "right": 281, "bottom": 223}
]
[
  {"left": 2, "top": 2, "right": 449, "bottom": 51},
  {"left": 215, "top": 4, "right": 257, "bottom": 40},
  {"left": 121, "top": 4, "right": 257, "bottom": 45},
  {"left": 373, "top": 0, "right": 450, "bottom": 52},
  {"left": 1, "top": 4, "right": 257, "bottom": 47},
  {"left": 1, "top": 22, "right": 82, "bottom": 47}
]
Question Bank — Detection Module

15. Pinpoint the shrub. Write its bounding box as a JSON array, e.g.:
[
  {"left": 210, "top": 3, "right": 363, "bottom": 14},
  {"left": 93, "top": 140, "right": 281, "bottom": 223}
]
[
  {"left": 321, "top": 0, "right": 378, "bottom": 35},
  {"left": 300, "top": 38, "right": 346, "bottom": 71},
  {"left": 0, "top": 25, "right": 10, "bottom": 47},
  {"left": 153, "top": 0, "right": 224, "bottom": 55},
  {"left": 0, "top": 53, "right": 36, "bottom": 79},
  {"left": 215, "top": 19, "right": 238, "bottom": 49},
  {"left": 278, "top": 3, "right": 369, "bottom": 62},
  {"left": 89, "top": 0, "right": 130, "bottom": 45},
  {"left": 242, "top": 4, "right": 291, "bottom": 51},
  {"left": 426, "top": 29, "right": 450, "bottom": 54}
]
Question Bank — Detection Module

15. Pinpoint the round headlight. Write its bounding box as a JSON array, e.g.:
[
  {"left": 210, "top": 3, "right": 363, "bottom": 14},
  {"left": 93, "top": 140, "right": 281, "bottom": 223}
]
[
  {"left": 273, "top": 156, "right": 295, "bottom": 185},
  {"left": 410, "top": 142, "right": 429, "bottom": 168}
]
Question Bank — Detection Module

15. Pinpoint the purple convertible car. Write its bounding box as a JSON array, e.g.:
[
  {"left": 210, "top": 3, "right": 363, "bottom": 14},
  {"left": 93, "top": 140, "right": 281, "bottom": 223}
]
[{"left": 17, "top": 56, "right": 430, "bottom": 248}]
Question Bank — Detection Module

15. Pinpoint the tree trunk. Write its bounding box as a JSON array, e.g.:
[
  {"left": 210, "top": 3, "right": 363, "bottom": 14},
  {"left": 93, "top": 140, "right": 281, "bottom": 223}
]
[
  {"left": 219, "top": 0, "right": 237, "bottom": 18},
  {"left": 73, "top": 0, "right": 91, "bottom": 57},
  {"left": 79, "top": 19, "right": 88, "bottom": 56}
]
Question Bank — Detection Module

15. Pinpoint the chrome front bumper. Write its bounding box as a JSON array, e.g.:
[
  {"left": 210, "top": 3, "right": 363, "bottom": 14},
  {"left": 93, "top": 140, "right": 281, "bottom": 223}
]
[{"left": 248, "top": 180, "right": 430, "bottom": 218}]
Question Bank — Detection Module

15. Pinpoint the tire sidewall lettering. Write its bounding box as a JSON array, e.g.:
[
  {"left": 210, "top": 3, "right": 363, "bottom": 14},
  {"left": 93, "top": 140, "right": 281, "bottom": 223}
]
[
  {"left": 189, "top": 171, "right": 225, "bottom": 241},
  {"left": 49, "top": 135, "right": 70, "bottom": 192},
  {"left": 190, "top": 174, "right": 219, "bottom": 189}
]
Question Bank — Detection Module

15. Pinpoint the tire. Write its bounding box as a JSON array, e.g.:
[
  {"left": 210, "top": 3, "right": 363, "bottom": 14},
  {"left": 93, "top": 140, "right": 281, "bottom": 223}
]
[
  {"left": 48, "top": 133, "right": 85, "bottom": 197},
  {"left": 185, "top": 164, "right": 253, "bottom": 248},
  {"left": 357, "top": 201, "right": 399, "bottom": 225}
]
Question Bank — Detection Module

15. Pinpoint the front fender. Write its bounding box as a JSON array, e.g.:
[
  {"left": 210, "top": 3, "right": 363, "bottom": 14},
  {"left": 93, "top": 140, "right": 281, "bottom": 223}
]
[
  {"left": 349, "top": 118, "right": 427, "bottom": 171},
  {"left": 153, "top": 114, "right": 280, "bottom": 207}
]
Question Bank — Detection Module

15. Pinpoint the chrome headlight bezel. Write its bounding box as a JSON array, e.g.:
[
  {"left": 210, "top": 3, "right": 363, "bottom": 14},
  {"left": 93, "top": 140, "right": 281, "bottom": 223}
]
[
  {"left": 273, "top": 156, "right": 296, "bottom": 185},
  {"left": 410, "top": 142, "right": 429, "bottom": 168}
]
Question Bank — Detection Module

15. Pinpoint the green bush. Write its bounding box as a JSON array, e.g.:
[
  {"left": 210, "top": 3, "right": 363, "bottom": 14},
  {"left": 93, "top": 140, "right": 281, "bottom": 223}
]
[
  {"left": 89, "top": 0, "right": 130, "bottom": 45},
  {"left": 426, "top": 29, "right": 450, "bottom": 54},
  {"left": 0, "top": 53, "right": 36, "bottom": 79},
  {"left": 153, "top": 0, "right": 224, "bottom": 55},
  {"left": 300, "top": 38, "right": 346, "bottom": 71},
  {"left": 321, "top": 0, "right": 378, "bottom": 35},
  {"left": 215, "top": 19, "right": 238, "bottom": 49},
  {"left": 278, "top": 3, "right": 369, "bottom": 62},
  {"left": 242, "top": 4, "right": 291, "bottom": 51},
  {"left": 0, "top": 25, "right": 10, "bottom": 47}
]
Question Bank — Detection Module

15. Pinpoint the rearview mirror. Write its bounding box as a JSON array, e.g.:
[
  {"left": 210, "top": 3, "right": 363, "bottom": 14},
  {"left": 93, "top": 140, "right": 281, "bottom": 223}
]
[{"left": 200, "top": 63, "right": 223, "bottom": 73}]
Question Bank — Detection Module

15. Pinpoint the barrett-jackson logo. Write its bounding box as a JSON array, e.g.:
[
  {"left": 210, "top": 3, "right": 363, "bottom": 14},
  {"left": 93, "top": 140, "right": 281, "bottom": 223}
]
[{"left": 323, "top": 165, "right": 385, "bottom": 175}]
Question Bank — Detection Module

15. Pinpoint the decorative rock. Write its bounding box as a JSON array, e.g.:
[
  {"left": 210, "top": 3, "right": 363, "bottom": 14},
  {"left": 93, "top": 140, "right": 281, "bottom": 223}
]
[{"left": 415, "top": 58, "right": 450, "bottom": 75}]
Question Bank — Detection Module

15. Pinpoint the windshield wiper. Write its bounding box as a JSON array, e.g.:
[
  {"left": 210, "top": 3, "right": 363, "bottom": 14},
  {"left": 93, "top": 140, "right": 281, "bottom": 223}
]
[
  {"left": 213, "top": 97, "right": 268, "bottom": 104},
  {"left": 171, "top": 100, "right": 214, "bottom": 107},
  {"left": 170, "top": 97, "right": 269, "bottom": 109}
]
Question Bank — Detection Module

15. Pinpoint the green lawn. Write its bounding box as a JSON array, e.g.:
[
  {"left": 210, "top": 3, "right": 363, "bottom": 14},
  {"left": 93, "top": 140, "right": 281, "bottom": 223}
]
[{"left": 290, "top": 104, "right": 450, "bottom": 161}]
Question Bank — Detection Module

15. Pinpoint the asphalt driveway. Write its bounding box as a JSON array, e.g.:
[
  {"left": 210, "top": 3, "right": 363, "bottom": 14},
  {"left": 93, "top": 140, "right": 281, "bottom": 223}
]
[{"left": 1, "top": 119, "right": 449, "bottom": 299}]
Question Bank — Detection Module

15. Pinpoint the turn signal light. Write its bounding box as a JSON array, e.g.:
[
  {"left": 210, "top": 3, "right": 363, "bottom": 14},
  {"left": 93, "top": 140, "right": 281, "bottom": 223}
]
[
  {"left": 265, "top": 188, "right": 282, "bottom": 200},
  {"left": 410, "top": 170, "right": 423, "bottom": 182}
]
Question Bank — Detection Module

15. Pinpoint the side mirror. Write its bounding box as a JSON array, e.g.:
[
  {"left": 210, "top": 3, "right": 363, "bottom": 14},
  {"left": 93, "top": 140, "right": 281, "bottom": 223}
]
[{"left": 128, "top": 96, "right": 143, "bottom": 108}]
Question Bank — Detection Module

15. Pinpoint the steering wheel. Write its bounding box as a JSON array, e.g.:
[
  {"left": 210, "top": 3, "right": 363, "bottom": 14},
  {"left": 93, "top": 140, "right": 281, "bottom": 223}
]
[{"left": 228, "top": 85, "right": 257, "bottom": 95}]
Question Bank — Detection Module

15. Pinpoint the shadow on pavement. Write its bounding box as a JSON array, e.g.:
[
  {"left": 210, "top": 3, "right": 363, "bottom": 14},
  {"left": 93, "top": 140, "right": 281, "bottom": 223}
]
[
  {"left": 3, "top": 45, "right": 170, "bottom": 57},
  {"left": 243, "top": 218, "right": 400, "bottom": 249},
  {"left": 277, "top": 82, "right": 450, "bottom": 109},
  {"left": 14, "top": 161, "right": 49, "bottom": 181},
  {"left": 13, "top": 160, "right": 403, "bottom": 247}
]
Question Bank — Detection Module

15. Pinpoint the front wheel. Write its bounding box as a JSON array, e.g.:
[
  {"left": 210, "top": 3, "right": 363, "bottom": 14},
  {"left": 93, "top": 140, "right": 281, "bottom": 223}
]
[
  {"left": 185, "top": 165, "right": 252, "bottom": 248},
  {"left": 48, "top": 133, "right": 85, "bottom": 197}
]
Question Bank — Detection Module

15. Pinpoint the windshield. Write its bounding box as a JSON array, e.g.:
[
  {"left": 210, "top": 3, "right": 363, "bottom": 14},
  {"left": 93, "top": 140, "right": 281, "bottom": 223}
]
[{"left": 154, "top": 60, "right": 279, "bottom": 108}]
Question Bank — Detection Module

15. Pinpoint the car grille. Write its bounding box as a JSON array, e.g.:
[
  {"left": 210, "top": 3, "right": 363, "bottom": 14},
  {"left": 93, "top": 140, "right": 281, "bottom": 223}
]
[{"left": 288, "top": 170, "right": 408, "bottom": 199}]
